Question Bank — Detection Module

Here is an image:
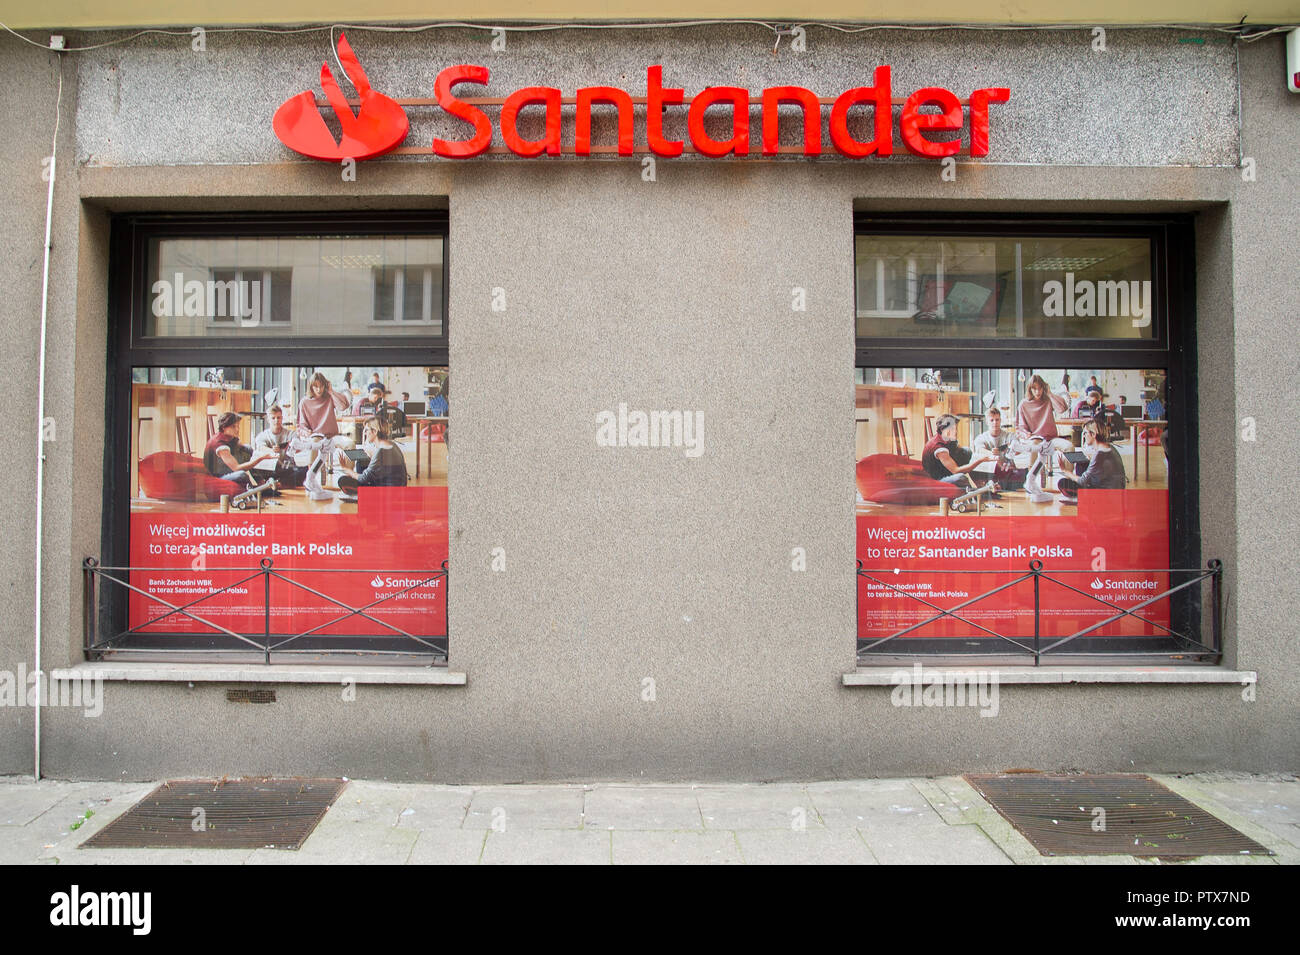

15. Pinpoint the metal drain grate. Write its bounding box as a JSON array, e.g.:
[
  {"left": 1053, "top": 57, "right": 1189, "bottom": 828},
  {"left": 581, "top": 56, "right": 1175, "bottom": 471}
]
[
  {"left": 226, "top": 688, "right": 277, "bottom": 704},
  {"left": 82, "top": 777, "right": 347, "bottom": 850},
  {"left": 965, "top": 773, "right": 1274, "bottom": 858}
]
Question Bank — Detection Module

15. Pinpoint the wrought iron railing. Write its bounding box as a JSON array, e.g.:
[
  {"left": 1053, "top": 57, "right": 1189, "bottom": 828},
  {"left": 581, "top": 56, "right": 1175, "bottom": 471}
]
[
  {"left": 83, "top": 557, "right": 448, "bottom": 664},
  {"left": 855, "top": 559, "right": 1223, "bottom": 665}
]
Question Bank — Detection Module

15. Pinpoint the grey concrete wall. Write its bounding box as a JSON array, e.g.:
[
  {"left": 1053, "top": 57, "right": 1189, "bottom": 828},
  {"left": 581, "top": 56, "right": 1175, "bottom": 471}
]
[
  {"left": 1229, "top": 35, "right": 1300, "bottom": 743},
  {"left": 4, "top": 25, "right": 1297, "bottom": 780},
  {"left": 0, "top": 39, "right": 81, "bottom": 776}
]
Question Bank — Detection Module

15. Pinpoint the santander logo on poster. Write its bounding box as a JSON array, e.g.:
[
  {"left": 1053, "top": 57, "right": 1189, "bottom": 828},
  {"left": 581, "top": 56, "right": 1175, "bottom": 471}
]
[{"left": 273, "top": 32, "right": 1010, "bottom": 162}]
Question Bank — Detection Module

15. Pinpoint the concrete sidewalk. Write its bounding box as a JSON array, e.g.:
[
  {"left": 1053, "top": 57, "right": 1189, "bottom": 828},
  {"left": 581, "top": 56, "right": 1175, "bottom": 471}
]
[{"left": 1, "top": 773, "right": 1295, "bottom": 865}]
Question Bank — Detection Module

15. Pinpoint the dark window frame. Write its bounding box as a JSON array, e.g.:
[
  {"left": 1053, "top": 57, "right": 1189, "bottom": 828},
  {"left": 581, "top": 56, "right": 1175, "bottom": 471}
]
[
  {"left": 99, "top": 211, "right": 450, "bottom": 663},
  {"left": 853, "top": 212, "right": 1200, "bottom": 660}
]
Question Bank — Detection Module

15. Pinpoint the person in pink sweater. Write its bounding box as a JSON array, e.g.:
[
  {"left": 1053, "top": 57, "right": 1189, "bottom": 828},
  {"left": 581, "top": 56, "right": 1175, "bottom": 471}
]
[
  {"left": 296, "top": 372, "right": 354, "bottom": 480},
  {"left": 297, "top": 372, "right": 350, "bottom": 438},
  {"left": 1017, "top": 374, "right": 1068, "bottom": 439},
  {"left": 1016, "top": 374, "right": 1071, "bottom": 503}
]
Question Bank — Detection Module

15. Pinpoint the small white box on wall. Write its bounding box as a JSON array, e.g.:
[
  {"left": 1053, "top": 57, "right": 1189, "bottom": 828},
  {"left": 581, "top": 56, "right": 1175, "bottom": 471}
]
[{"left": 1289, "top": 28, "right": 1300, "bottom": 93}]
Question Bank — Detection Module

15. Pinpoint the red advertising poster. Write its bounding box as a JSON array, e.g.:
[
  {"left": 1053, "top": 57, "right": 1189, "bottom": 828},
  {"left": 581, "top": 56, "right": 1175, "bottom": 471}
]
[
  {"left": 128, "top": 486, "right": 447, "bottom": 638},
  {"left": 127, "top": 365, "right": 449, "bottom": 644},
  {"left": 855, "top": 367, "right": 1171, "bottom": 645}
]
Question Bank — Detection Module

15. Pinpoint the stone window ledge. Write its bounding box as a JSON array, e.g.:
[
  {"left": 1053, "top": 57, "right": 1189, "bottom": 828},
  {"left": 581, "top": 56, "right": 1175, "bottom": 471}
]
[
  {"left": 843, "top": 666, "right": 1255, "bottom": 686},
  {"left": 50, "top": 662, "right": 466, "bottom": 686}
]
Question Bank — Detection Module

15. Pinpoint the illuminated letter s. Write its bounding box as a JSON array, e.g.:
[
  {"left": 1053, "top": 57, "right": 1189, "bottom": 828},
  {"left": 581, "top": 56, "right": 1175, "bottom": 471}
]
[{"left": 434, "top": 65, "right": 493, "bottom": 158}]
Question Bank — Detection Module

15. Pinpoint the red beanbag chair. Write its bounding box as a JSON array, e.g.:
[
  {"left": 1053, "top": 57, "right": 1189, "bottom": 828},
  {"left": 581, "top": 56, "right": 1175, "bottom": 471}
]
[
  {"left": 138, "top": 451, "right": 242, "bottom": 502},
  {"left": 856, "top": 453, "right": 963, "bottom": 506}
]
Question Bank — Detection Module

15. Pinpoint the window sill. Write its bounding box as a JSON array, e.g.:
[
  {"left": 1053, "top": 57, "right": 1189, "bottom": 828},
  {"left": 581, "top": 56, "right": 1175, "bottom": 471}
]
[
  {"left": 842, "top": 666, "right": 1255, "bottom": 686},
  {"left": 51, "top": 662, "right": 466, "bottom": 686}
]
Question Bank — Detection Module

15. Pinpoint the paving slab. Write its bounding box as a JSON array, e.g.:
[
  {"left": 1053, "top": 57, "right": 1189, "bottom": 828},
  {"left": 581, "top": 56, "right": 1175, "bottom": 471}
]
[
  {"left": 735, "top": 828, "right": 878, "bottom": 865},
  {"left": 860, "top": 819, "right": 1013, "bottom": 865},
  {"left": 36, "top": 785, "right": 163, "bottom": 862},
  {"left": 1172, "top": 776, "right": 1300, "bottom": 848},
  {"left": 695, "top": 785, "right": 823, "bottom": 830},
  {"left": 0, "top": 782, "right": 76, "bottom": 826},
  {"left": 808, "top": 780, "right": 941, "bottom": 829},
  {"left": 914, "top": 778, "right": 987, "bottom": 827},
  {"left": 463, "top": 786, "right": 586, "bottom": 830},
  {"left": 0, "top": 825, "right": 75, "bottom": 865},
  {"left": 583, "top": 786, "right": 704, "bottom": 831},
  {"left": 394, "top": 788, "right": 475, "bottom": 829},
  {"left": 323, "top": 781, "right": 401, "bottom": 824},
  {"left": 326, "top": 780, "right": 471, "bottom": 828},
  {"left": 481, "top": 829, "right": 612, "bottom": 865},
  {"left": 0, "top": 780, "right": 151, "bottom": 831},
  {"left": 249, "top": 821, "right": 418, "bottom": 864},
  {"left": 406, "top": 828, "right": 488, "bottom": 865},
  {"left": 613, "top": 830, "right": 743, "bottom": 865},
  {"left": 2, "top": 810, "right": 104, "bottom": 866}
]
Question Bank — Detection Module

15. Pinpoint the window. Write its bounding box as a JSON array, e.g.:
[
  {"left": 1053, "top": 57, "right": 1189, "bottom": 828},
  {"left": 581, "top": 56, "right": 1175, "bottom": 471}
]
[
  {"left": 145, "top": 230, "right": 445, "bottom": 339},
  {"left": 373, "top": 266, "right": 437, "bottom": 324},
  {"left": 97, "top": 213, "right": 450, "bottom": 664},
  {"left": 855, "top": 233, "right": 1155, "bottom": 340},
  {"left": 208, "top": 269, "right": 292, "bottom": 327},
  {"left": 854, "top": 215, "right": 1204, "bottom": 665}
]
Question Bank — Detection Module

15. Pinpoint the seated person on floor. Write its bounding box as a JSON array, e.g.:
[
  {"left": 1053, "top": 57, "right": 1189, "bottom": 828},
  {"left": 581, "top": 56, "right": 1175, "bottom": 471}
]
[
  {"left": 921, "top": 414, "right": 995, "bottom": 491},
  {"left": 971, "top": 407, "right": 1026, "bottom": 490},
  {"left": 252, "top": 405, "right": 307, "bottom": 488},
  {"left": 337, "top": 416, "right": 409, "bottom": 495},
  {"left": 1058, "top": 417, "right": 1128, "bottom": 501},
  {"left": 204, "top": 412, "right": 276, "bottom": 489},
  {"left": 253, "top": 404, "right": 293, "bottom": 454}
]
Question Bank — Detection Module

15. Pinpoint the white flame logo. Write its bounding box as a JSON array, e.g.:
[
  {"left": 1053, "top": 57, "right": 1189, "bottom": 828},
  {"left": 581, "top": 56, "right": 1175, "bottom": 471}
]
[
  {"left": 370, "top": 575, "right": 385, "bottom": 588},
  {"left": 1090, "top": 577, "right": 1106, "bottom": 590}
]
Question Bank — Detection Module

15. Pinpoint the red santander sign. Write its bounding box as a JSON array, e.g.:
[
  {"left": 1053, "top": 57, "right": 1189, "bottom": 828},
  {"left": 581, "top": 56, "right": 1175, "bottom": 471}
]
[{"left": 275, "top": 33, "right": 1009, "bottom": 162}]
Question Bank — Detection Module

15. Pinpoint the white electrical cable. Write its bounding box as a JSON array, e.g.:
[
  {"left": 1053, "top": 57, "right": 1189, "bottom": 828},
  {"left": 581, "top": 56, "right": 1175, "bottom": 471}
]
[
  {"left": 33, "top": 54, "right": 62, "bottom": 781},
  {"left": 2, "top": 18, "right": 1295, "bottom": 54}
]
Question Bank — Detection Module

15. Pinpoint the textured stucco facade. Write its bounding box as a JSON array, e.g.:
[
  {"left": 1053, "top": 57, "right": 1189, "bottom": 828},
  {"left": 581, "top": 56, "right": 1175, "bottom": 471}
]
[{"left": 0, "top": 23, "right": 1296, "bottom": 781}]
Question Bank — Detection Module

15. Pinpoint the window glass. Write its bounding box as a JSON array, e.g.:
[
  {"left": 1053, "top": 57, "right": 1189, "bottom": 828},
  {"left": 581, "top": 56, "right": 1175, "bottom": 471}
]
[
  {"left": 855, "top": 235, "right": 1153, "bottom": 339},
  {"left": 146, "top": 235, "right": 444, "bottom": 337}
]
